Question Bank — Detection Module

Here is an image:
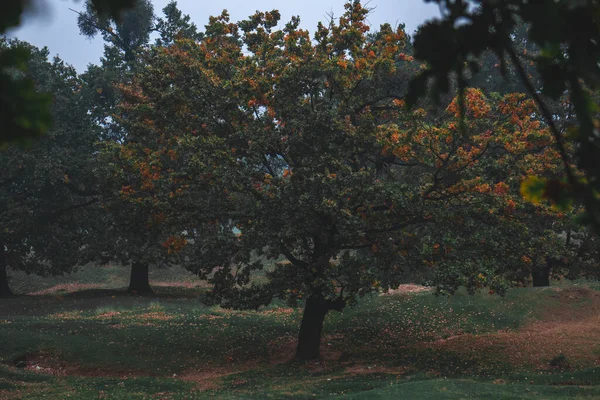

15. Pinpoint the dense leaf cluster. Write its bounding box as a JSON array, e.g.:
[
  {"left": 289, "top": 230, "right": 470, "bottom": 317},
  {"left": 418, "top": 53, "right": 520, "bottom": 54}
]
[{"left": 409, "top": 0, "right": 600, "bottom": 231}]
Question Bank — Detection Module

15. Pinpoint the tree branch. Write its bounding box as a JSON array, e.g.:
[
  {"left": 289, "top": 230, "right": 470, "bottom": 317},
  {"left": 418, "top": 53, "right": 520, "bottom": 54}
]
[{"left": 280, "top": 243, "right": 308, "bottom": 268}]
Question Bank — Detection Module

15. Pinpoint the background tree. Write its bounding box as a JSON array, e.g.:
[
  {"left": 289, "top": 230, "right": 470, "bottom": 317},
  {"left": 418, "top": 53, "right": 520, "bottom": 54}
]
[
  {"left": 76, "top": 0, "right": 154, "bottom": 141},
  {"left": 76, "top": 0, "right": 203, "bottom": 141},
  {"left": 73, "top": 0, "right": 203, "bottom": 294},
  {"left": 411, "top": 0, "right": 600, "bottom": 232},
  {"left": 0, "top": 38, "right": 99, "bottom": 297},
  {"left": 396, "top": 90, "right": 572, "bottom": 291},
  {"left": 75, "top": 0, "right": 155, "bottom": 68},
  {"left": 0, "top": 0, "right": 136, "bottom": 146}
]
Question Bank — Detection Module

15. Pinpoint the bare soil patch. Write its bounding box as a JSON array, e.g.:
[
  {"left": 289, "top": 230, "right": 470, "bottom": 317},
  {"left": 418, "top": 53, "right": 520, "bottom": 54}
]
[
  {"left": 10, "top": 351, "right": 158, "bottom": 378},
  {"left": 150, "top": 280, "right": 210, "bottom": 289},
  {"left": 385, "top": 284, "right": 432, "bottom": 296},
  {"left": 179, "top": 366, "right": 253, "bottom": 391},
  {"left": 267, "top": 334, "right": 346, "bottom": 367},
  {"left": 423, "top": 286, "right": 600, "bottom": 369},
  {"left": 28, "top": 283, "right": 100, "bottom": 296}
]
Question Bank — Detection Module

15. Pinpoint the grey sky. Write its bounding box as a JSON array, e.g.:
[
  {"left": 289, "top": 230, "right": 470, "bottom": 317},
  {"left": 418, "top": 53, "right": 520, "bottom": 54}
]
[{"left": 6, "top": 0, "right": 439, "bottom": 72}]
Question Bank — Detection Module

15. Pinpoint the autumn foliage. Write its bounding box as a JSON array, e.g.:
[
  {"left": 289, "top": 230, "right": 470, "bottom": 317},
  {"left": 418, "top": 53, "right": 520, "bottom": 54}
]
[{"left": 93, "top": 1, "right": 581, "bottom": 360}]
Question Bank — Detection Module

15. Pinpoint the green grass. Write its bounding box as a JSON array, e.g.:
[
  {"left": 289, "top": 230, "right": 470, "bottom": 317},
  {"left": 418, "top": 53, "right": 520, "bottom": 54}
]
[
  {"left": 338, "top": 378, "right": 600, "bottom": 400},
  {"left": 1, "top": 279, "right": 599, "bottom": 398},
  {"left": 7, "top": 263, "right": 202, "bottom": 295},
  {"left": 0, "top": 366, "right": 197, "bottom": 400},
  {"left": 5, "top": 366, "right": 597, "bottom": 399}
]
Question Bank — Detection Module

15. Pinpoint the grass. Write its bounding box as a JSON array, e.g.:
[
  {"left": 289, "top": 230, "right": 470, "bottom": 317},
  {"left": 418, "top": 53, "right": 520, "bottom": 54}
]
[
  {"left": 7, "top": 263, "right": 203, "bottom": 296},
  {"left": 0, "top": 276, "right": 599, "bottom": 398},
  {"left": 338, "top": 378, "right": 600, "bottom": 399}
]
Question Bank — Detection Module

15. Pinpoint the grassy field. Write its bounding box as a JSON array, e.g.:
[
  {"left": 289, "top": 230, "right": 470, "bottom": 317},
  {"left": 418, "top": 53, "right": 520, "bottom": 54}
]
[{"left": 1, "top": 266, "right": 599, "bottom": 399}]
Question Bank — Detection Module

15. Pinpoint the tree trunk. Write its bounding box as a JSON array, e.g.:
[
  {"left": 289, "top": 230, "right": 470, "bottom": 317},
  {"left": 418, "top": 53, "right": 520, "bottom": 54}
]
[
  {"left": 296, "top": 296, "right": 329, "bottom": 361},
  {"left": 127, "top": 262, "right": 153, "bottom": 295},
  {"left": 295, "top": 296, "right": 345, "bottom": 361},
  {"left": 532, "top": 260, "right": 551, "bottom": 287},
  {"left": 0, "top": 252, "right": 14, "bottom": 298}
]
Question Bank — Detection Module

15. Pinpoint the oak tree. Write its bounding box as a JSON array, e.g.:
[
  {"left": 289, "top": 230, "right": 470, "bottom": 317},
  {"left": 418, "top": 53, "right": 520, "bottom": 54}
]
[
  {"left": 114, "top": 1, "right": 575, "bottom": 359},
  {"left": 76, "top": 0, "right": 202, "bottom": 293}
]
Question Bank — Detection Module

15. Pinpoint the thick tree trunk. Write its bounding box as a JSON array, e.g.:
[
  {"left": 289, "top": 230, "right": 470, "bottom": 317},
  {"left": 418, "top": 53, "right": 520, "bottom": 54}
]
[
  {"left": 295, "top": 296, "right": 345, "bottom": 361},
  {"left": 0, "top": 253, "right": 14, "bottom": 298},
  {"left": 296, "top": 297, "right": 329, "bottom": 361},
  {"left": 127, "top": 262, "right": 153, "bottom": 295},
  {"left": 532, "top": 261, "right": 551, "bottom": 287}
]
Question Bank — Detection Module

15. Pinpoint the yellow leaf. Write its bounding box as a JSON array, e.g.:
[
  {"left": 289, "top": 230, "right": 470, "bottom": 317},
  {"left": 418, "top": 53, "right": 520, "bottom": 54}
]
[{"left": 520, "top": 176, "right": 547, "bottom": 205}]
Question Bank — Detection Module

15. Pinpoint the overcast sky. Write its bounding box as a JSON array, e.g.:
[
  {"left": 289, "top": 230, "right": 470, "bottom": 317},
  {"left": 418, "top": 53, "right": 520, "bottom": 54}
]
[{"left": 6, "top": 0, "right": 439, "bottom": 72}]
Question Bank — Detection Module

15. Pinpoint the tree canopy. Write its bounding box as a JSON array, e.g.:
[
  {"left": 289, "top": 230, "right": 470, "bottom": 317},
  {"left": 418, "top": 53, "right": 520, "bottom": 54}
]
[{"left": 107, "top": 1, "right": 576, "bottom": 359}]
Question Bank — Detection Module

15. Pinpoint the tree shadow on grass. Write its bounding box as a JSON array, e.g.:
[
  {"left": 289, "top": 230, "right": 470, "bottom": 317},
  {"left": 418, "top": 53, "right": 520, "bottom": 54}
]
[{"left": 0, "top": 285, "right": 208, "bottom": 317}]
